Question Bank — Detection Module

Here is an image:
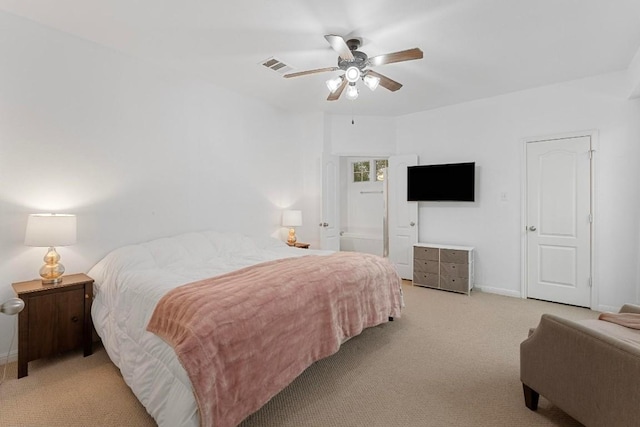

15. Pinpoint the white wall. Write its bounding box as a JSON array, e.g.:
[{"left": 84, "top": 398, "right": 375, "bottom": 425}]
[
  {"left": 290, "top": 111, "right": 324, "bottom": 247},
  {"left": 0, "top": 12, "right": 316, "bottom": 358},
  {"left": 328, "top": 115, "right": 396, "bottom": 155},
  {"left": 397, "top": 71, "right": 640, "bottom": 311}
]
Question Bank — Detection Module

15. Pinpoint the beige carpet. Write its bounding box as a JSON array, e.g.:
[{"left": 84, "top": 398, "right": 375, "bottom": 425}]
[{"left": 0, "top": 283, "right": 597, "bottom": 426}]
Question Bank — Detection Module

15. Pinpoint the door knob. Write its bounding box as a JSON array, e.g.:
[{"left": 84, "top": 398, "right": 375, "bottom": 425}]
[
  {"left": 323, "top": 222, "right": 329, "bottom": 227},
  {"left": 409, "top": 221, "right": 416, "bottom": 227},
  {"left": 528, "top": 226, "right": 537, "bottom": 231}
]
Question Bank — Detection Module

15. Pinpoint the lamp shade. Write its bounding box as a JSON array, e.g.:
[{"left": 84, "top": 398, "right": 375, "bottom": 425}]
[
  {"left": 345, "top": 84, "right": 359, "bottom": 100},
  {"left": 326, "top": 76, "right": 343, "bottom": 93},
  {"left": 363, "top": 74, "right": 380, "bottom": 91},
  {"left": 282, "top": 210, "right": 302, "bottom": 227},
  {"left": 24, "top": 214, "right": 77, "bottom": 247}
]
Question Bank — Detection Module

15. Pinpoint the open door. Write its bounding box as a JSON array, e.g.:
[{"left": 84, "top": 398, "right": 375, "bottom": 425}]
[
  {"left": 388, "top": 154, "right": 418, "bottom": 279},
  {"left": 320, "top": 152, "right": 340, "bottom": 250}
]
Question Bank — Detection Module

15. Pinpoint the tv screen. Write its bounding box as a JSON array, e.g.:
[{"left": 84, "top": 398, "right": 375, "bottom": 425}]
[{"left": 407, "top": 162, "right": 475, "bottom": 202}]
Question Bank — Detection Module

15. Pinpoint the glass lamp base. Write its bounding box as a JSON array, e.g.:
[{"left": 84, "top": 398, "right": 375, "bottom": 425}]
[
  {"left": 41, "top": 276, "right": 63, "bottom": 285},
  {"left": 39, "top": 246, "right": 65, "bottom": 285},
  {"left": 287, "top": 228, "right": 297, "bottom": 245}
]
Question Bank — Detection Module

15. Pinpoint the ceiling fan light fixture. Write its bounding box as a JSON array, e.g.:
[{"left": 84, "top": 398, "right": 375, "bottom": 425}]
[
  {"left": 345, "top": 66, "right": 360, "bottom": 83},
  {"left": 345, "top": 83, "right": 359, "bottom": 100},
  {"left": 363, "top": 74, "right": 380, "bottom": 91},
  {"left": 326, "top": 76, "right": 343, "bottom": 93}
]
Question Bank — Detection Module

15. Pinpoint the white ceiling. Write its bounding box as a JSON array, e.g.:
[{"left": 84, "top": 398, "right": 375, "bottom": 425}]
[{"left": 2, "top": 0, "right": 640, "bottom": 116}]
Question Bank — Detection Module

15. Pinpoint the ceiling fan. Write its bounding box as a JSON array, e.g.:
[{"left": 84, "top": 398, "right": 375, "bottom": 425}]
[{"left": 284, "top": 34, "right": 423, "bottom": 101}]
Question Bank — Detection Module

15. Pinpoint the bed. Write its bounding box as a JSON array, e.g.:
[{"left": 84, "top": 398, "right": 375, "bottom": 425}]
[{"left": 88, "top": 230, "right": 403, "bottom": 427}]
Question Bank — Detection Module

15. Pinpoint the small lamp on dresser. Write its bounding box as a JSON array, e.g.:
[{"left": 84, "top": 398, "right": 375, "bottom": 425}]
[
  {"left": 24, "top": 213, "right": 77, "bottom": 285},
  {"left": 282, "top": 210, "right": 302, "bottom": 245}
]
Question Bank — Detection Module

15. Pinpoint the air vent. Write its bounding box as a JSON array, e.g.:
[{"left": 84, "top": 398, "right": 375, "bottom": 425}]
[{"left": 260, "top": 57, "right": 293, "bottom": 75}]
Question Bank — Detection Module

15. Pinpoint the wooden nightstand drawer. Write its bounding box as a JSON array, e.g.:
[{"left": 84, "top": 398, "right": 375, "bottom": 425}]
[
  {"left": 12, "top": 273, "right": 94, "bottom": 379},
  {"left": 28, "top": 287, "right": 85, "bottom": 358}
]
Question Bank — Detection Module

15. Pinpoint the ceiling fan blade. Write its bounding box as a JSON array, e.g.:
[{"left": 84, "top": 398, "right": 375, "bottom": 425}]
[
  {"left": 324, "top": 34, "right": 355, "bottom": 61},
  {"left": 284, "top": 67, "right": 339, "bottom": 78},
  {"left": 366, "top": 70, "right": 403, "bottom": 92},
  {"left": 368, "top": 48, "right": 423, "bottom": 67},
  {"left": 327, "top": 78, "right": 348, "bottom": 101}
]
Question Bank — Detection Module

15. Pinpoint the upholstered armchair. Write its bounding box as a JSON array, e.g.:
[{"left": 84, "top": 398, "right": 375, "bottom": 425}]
[{"left": 520, "top": 304, "right": 640, "bottom": 426}]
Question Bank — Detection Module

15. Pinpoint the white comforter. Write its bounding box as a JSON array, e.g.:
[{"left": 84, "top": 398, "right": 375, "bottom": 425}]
[{"left": 88, "top": 230, "right": 332, "bottom": 427}]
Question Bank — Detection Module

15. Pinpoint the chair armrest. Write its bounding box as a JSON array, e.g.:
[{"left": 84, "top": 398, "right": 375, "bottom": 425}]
[
  {"left": 521, "top": 314, "right": 640, "bottom": 427},
  {"left": 619, "top": 304, "right": 640, "bottom": 314}
]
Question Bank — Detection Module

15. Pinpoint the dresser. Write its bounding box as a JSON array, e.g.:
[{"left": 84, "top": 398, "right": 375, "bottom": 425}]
[{"left": 413, "top": 243, "right": 474, "bottom": 295}]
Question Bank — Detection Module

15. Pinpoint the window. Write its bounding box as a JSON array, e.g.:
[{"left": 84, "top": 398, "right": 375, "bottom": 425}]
[
  {"left": 352, "top": 159, "right": 388, "bottom": 182},
  {"left": 353, "top": 161, "right": 370, "bottom": 182},
  {"left": 375, "top": 159, "right": 388, "bottom": 181}
]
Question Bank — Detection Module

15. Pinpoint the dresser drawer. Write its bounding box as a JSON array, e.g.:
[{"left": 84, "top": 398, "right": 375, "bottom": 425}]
[
  {"left": 414, "top": 259, "right": 439, "bottom": 274},
  {"left": 413, "top": 272, "right": 439, "bottom": 287},
  {"left": 440, "top": 276, "right": 469, "bottom": 294},
  {"left": 414, "top": 246, "right": 439, "bottom": 261},
  {"left": 440, "top": 249, "right": 468, "bottom": 264},
  {"left": 440, "top": 262, "right": 468, "bottom": 278}
]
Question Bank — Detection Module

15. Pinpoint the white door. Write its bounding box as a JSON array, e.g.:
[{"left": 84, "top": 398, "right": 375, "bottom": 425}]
[
  {"left": 320, "top": 152, "right": 340, "bottom": 250},
  {"left": 388, "top": 154, "right": 419, "bottom": 279},
  {"left": 526, "top": 136, "right": 592, "bottom": 307}
]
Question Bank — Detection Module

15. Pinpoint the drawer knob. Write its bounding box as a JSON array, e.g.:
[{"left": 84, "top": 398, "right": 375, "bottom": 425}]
[{"left": 71, "top": 316, "right": 79, "bottom": 323}]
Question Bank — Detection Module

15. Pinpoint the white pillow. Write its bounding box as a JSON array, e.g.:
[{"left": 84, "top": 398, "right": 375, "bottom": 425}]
[
  {"left": 252, "top": 236, "right": 288, "bottom": 249},
  {"left": 203, "top": 231, "right": 259, "bottom": 255},
  {"left": 142, "top": 237, "right": 191, "bottom": 267}
]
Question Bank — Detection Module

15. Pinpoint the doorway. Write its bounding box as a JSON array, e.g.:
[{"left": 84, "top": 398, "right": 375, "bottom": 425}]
[
  {"left": 339, "top": 156, "right": 388, "bottom": 257},
  {"left": 522, "top": 133, "right": 594, "bottom": 307},
  {"left": 320, "top": 153, "right": 418, "bottom": 279}
]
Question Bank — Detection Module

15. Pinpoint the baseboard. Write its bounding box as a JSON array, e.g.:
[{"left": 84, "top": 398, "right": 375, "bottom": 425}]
[
  {"left": 476, "top": 287, "right": 621, "bottom": 312},
  {"left": 596, "top": 304, "right": 622, "bottom": 313},
  {"left": 0, "top": 349, "right": 18, "bottom": 364},
  {"left": 473, "top": 285, "right": 522, "bottom": 298}
]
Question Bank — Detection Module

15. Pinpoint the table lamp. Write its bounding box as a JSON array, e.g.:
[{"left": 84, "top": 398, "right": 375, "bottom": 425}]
[
  {"left": 282, "top": 210, "right": 302, "bottom": 245},
  {"left": 24, "top": 213, "right": 77, "bottom": 285}
]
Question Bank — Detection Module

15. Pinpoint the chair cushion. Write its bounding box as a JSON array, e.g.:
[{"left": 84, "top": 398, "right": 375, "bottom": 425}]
[{"left": 580, "top": 319, "right": 640, "bottom": 347}]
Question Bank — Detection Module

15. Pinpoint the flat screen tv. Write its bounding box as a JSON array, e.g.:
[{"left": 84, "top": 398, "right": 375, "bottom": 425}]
[{"left": 407, "top": 162, "right": 475, "bottom": 202}]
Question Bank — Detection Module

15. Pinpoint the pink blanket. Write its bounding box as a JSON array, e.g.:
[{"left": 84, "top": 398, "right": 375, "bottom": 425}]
[{"left": 146, "top": 252, "right": 402, "bottom": 427}]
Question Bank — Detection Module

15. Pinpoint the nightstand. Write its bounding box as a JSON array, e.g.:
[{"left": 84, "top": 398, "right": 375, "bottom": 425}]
[
  {"left": 12, "top": 273, "right": 94, "bottom": 378},
  {"left": 287, "top": 242, "right": 310, "bottom": 249}
]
